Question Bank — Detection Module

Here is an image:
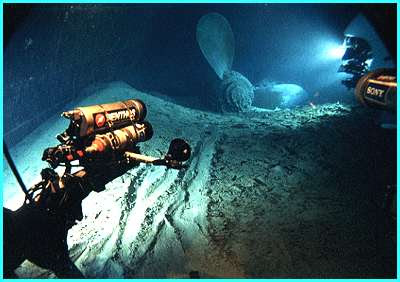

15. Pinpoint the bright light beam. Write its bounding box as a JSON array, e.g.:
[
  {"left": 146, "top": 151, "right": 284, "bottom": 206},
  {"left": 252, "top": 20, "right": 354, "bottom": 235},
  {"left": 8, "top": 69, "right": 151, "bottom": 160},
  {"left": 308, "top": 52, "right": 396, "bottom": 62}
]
[{"left": 327, "top": 44, "right": 346, "bottom": 59}]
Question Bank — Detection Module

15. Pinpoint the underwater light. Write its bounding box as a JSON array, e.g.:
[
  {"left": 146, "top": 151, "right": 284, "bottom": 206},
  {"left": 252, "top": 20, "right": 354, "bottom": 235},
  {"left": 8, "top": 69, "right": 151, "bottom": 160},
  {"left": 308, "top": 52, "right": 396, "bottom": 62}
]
[
  {"left": 365, "top": 58, "right": 373, "bottom": 68},
  {"left": 327, "top": 44, "right": 346, "bottom": 59}
]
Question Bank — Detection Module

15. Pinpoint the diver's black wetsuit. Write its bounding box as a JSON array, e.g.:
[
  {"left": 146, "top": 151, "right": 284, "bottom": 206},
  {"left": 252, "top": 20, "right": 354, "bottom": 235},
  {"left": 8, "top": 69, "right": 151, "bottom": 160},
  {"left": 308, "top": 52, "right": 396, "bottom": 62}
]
[
  {"left": 4, "top": 205, "right": 84, "bottom": 278},
  {"left": 4, "top": 162, "right": 137, "bottom": 278}
]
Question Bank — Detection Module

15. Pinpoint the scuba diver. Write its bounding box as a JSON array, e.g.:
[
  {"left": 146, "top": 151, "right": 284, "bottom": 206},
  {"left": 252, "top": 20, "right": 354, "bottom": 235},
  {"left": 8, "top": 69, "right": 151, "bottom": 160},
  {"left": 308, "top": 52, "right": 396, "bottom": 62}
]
[
  {"left": 4, "top": 161, "right": 137, "bottom": 278},
  {"left": 4, "top": 99, "right": 191, "bottom": 278}
]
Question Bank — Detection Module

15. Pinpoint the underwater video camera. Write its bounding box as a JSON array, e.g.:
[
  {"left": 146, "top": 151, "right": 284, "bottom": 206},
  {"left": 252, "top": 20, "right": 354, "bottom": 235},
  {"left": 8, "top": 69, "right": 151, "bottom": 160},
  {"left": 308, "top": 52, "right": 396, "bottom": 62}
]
[
  {"left": 338, "top": 35, "right": 373, "bottom": 89},
  {"left": 43, "top": 99, "right": 191, "bottom": 171},
  {"left": 354, "top": 68, "right": 396, "bottom": 113}
]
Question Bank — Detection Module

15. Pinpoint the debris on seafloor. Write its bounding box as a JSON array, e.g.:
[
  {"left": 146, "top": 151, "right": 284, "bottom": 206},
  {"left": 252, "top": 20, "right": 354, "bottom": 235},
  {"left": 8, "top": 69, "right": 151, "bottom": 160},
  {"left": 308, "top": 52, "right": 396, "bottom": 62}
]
[{"left": 7, "top": 82, "right": 387, "bottom": 278}]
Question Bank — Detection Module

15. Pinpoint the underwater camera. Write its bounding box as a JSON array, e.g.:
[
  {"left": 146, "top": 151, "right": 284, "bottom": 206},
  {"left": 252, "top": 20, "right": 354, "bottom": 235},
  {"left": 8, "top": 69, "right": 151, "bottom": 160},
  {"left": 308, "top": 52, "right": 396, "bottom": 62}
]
[
  {"left": 43, "top": 99, "right": 190, "bottom": 170},
  {"left": 43, "top": 122, "right": 154, "bottom": 168},
  {"left": 338, "top": 35, "right": 373, "bottom": 89},
  {"left": 58, "top": 99, "right": 147, "bottom": 142},
  {"left": 355, "top": 68, "right": 396, "bottom": 113}
]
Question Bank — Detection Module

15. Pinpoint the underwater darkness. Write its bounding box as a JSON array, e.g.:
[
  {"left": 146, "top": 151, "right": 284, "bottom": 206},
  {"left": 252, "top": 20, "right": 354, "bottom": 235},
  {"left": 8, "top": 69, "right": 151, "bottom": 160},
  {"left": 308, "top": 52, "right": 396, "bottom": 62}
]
[
  {"left": 3, "top": 3, "right": 397, "bottom": 278},
  {"left": 4, "top": 4, "right": 396, "bottom": 144}
]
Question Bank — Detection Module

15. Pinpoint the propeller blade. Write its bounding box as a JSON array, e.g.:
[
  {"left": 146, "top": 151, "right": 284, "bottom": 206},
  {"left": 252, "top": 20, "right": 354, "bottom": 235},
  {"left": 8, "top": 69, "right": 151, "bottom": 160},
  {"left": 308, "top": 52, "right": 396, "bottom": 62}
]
[{"left": 196, "top": 13, "right": 235, "bottom": 79}]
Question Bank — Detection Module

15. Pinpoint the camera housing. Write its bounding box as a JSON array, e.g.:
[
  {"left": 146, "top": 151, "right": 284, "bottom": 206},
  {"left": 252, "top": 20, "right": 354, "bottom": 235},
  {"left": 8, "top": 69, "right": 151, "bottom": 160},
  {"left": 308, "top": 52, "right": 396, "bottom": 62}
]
[
  {"left": 58, "top": 99, "right": 147, "bottom": 144},
  {"left": 355, "top": 68, "right": 396, "bottom": 112}
]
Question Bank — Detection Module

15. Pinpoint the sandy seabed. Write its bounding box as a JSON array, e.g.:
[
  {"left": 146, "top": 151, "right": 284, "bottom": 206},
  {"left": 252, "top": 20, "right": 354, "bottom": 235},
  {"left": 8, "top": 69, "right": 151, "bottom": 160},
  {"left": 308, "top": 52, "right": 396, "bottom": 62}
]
[{"left": 4, "top": 81, "right": 396, "bottom": 278}]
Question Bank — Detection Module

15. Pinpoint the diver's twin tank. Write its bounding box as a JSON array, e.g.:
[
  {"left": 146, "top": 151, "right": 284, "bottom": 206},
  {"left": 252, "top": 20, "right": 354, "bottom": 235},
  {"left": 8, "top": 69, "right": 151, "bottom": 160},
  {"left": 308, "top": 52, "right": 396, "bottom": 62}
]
[
  {"left": 62, "top": 99, "right": 153, "bottom": 154},
  {"left": 63, "top": 99, "right": 148, "bottom": 138}
]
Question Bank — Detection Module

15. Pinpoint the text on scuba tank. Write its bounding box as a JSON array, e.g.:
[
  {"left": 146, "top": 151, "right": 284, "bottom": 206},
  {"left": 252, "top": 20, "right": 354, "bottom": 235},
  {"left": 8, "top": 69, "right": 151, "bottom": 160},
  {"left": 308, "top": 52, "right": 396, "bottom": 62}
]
[{"left": 106, "top": 109, "right": 135, "bottom": 122}]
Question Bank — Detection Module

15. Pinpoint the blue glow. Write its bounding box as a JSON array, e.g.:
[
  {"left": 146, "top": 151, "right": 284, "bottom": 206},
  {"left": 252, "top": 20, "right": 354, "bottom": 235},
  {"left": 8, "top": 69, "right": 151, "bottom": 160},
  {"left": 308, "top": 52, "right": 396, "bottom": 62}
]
[
  {"left": 272, "top": 84, "right": 309, "bottom": 108},
  {"left": 327, "top": 44, "right": 346, "bottom": 59},
  {"left": 365, "top": 58, "right": 373, "bottom": 68}
]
